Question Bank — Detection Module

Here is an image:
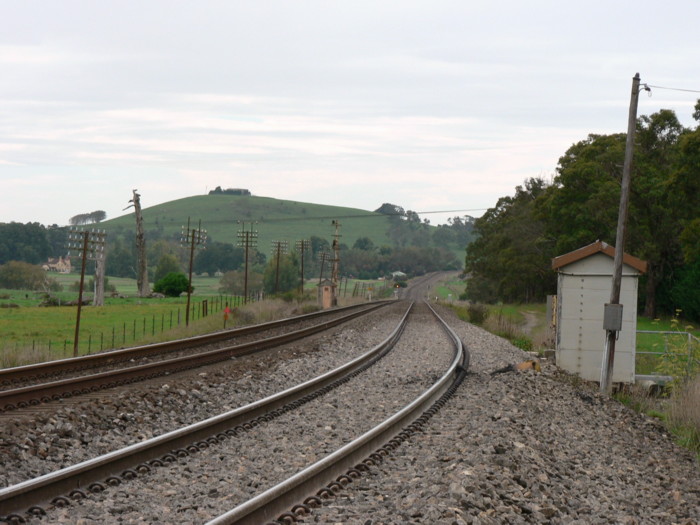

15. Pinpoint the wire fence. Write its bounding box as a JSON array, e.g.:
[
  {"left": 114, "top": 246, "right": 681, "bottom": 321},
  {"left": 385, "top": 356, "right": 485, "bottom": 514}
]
[
  {"left": 636, "top": 330, "right": 700, "bottom": 380},
  {"left": 1, "top": 280, "right": 387, "bottom": 367},
  {"left": 0, "top": 293, "right": 263, "bottom": 365}
]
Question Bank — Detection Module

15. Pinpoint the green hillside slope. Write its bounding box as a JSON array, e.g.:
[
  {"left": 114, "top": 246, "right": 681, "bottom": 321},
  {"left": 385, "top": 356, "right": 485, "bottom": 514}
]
[{"left": 103, "top": 195, "right": 397, "bottom": 250}]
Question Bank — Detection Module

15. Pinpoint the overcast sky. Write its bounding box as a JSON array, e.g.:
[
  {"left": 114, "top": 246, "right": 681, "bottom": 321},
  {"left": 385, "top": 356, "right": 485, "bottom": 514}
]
[{"left": 1, "top": 1, "right": 699, "bottom": 227}]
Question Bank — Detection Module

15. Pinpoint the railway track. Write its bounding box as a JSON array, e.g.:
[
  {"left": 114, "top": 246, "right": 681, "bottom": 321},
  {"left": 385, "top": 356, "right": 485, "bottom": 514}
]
[
  {"left": 0, "top": 302, "right": 388, "bottom": 413},
  {"left": 0, "top": 301, "right": 469, "bottom": 523}
]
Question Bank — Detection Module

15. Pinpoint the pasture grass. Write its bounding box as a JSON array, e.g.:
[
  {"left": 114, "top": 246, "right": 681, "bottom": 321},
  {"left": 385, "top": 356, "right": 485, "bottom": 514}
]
[
  {"left": 0, "top": 274, "right": 385, "bottom": 368},
  {"left": 433, "top": 276, "right": 465, "bottom": 302}
]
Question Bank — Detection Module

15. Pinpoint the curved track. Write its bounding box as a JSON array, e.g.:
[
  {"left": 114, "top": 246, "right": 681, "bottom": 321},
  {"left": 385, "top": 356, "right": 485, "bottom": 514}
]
[{"left": 0, "top": 301, "right": 469, "bottom": 523}]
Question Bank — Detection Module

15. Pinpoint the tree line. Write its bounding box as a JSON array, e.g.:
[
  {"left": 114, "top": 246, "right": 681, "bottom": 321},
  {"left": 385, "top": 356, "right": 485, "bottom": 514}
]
[
  {"left": 464, "top": 103, "right": 700, "bottom": 321},
  {"left": 69, "top": 210, "right": 107, "bottom": 225},
  {"left": 0, "top": 206, "right": 474, "bottom": 295}
]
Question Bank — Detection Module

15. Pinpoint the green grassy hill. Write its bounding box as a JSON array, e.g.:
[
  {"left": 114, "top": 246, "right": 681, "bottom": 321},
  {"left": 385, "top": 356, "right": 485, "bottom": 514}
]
[{"left": 103, "top": 195, "right": 400, "bottom": 250}]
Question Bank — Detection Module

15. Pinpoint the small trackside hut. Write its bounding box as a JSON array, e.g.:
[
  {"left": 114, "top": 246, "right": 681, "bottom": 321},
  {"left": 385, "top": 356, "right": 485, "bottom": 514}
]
[
  {"left": 317, "top": 279, "right": 335, "bottom": 309},
  {"left": 551, "top": 241, "right": 647, "bottom": 384}
]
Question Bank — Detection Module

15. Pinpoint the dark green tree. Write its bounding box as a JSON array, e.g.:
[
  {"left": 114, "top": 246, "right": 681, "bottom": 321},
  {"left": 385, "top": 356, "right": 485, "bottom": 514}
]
[
  {"left": 0, "top": 222, "right": 51, "bottom": 265},
  {"left": 106, "top": 239, "right": 135, "bottom": 278},
  {"left": 153, "top": 272, "right": 190, "bottom": 297},
  {"left": 538, "top": 133, "right": 626, "bottom": 254},
  {"left": 194, "top": 242, "right": 244, "bottom": 275},
  {"left": 0, "top": 261, "right": 50, "bottom": 290},
  {"left": 352, "top": 237, "right": 375, "bottom": 251},
  {"left": 154, "top": 254, "right": 181, "bottom": 283},
  {"left": 541, "top": 109, "right": 693, "bottom": 318},
  {"left": 263, "top": 253, "right": 299, "bottom": 294},
  {"left": 465, "top": 178, "right": 555, "bottom": 303}
]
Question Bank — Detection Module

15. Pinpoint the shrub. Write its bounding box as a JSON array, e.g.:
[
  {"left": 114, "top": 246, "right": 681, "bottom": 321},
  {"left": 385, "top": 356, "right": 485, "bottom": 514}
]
[
  {"left": 279, "top": 291, "right": 298, "bottom": 303},
  {"left": 0, "top": 261, "right": 46, "bottom": 290},
  {"left": 154, "top": 254, "right": 182, "bottom": 283},
  {"left": 299, "top": 304, "right": 321, "bottom": 314},
  {"left": 667, "top": 375, "right": 700, "bottom": 455},
  {"left": 71, "top": 277, "right": 115, "bottom": 293},
  {"left": 654, "top": 313, "right": 698, "bottom": 381},
  {"left": 153, "top": 272, "right": 191, "bottom": 297},
  {"left": 467, "top": 303, "right": 489, "bottom": 325},
  {"left": 511, "top": 336, "right": 534, "bottom": 352}
]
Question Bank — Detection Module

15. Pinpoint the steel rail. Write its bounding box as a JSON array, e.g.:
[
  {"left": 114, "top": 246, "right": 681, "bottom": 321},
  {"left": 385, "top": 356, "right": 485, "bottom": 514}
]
[
  {"left": 0, "top": 302, "right": 388, "bottom": 387},
  {"left": 0, "top": 302, "right": 413, "bottom": 520},
  {"left": 207, "top": 300, "right": 469, "bottom": 525},
  {"left": 0, "top": 302, "right": 390, "bottom": 412}
]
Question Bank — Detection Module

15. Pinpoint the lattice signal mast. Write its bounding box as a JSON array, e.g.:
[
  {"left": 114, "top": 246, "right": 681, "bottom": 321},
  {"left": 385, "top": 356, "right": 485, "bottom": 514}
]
[{"left": 67, "top": 228, "right": 106, "bottom": 356}]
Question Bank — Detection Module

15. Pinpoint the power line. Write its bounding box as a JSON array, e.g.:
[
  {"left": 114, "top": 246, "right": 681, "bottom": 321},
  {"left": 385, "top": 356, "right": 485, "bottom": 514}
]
[{"left": 645, "top": 84, "right": 700, "bottom": 94}]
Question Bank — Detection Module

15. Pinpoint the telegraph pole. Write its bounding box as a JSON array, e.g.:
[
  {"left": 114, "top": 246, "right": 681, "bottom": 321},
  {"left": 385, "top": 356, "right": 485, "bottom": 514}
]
[
  {"left": 237, "top": 221, "right": 258, "bottom": 304},
  {"left": 295, "top": 239, "right": 310, "bottom": 294},
  {"left": 181, "top": 218, "right": 207, "bottom": 327},
  {"left": 600, "top": 73, "right": 642, "bottom": 394},
  {"left": 331, "top": 220, "right": 341, "bottom": 306},
  {"left": 318, "top": 251, "right": 329, "bottom": 284},
  {"left": 271, "top": 240, "right": 288, "bottom": 294},
  {"left": 67, "top": 228, "right": 106, "bottom": 356}
]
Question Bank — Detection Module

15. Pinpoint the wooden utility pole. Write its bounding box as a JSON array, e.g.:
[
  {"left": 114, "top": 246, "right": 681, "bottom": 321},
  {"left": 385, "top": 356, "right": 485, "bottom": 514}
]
[
  {"left": 181, "top": 218, "right": 207, "bottom": 327},
  {"left": 67, "top": 228, "right": 106, "bottom": 356},
  {"left": 296, "top": 239, "right": 310, "bottom": 294},
  {"left": 124, "top": 190, "right": 150, "bottom": 297},
  {"left": 318, "top": 251, "right": 329, "bottom": 284},
  {"left": 600, "top": 73, "right": 642, "bottom": 394},
  {"left": 271, "top": 240, "right": 288, "bottom": 294},
  {"left": 331, "top": 220, "right": 341, "bottom": 306},
  {"left": 237, "top": 222, "right": 258, "bottom": 304}
]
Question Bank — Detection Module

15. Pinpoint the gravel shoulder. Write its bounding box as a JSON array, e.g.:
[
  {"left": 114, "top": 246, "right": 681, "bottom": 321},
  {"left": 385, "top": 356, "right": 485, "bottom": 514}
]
[{"left": 310, "top": 304, "right": 700, "bottom": 525}]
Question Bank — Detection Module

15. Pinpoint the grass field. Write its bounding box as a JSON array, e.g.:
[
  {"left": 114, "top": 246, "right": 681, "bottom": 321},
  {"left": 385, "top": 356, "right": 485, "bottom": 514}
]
[
  {"left": 0, "top": 272, "right": 391, "bottom": 367},
  {"left": 635, "top": 316, "right": 699, "bottom": 376},
  {"left": 0, "top": 272, "right": 248, "bottom": 365},
  {"left": 432, "top": 273, "right": 464, "bottom": 302}
]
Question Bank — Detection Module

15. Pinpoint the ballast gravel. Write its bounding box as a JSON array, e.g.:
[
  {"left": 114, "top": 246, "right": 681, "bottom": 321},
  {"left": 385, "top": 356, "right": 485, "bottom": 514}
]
[
  {"left": 2, "top": 300, "right": 699, "bottom": 524},
  {"left": 0, "top": 303, "right": 409, "bottom": 488},
  {"left": 21, "top": 302, "right": 455, "bottom": 523},
  {"left": 309, "top": 304, "right": 700, "bottom": 524}
]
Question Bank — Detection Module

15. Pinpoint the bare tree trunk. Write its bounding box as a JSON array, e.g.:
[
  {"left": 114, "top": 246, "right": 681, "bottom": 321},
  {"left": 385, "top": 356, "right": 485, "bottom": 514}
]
[
  {"left": 129, "top": 190, "right": 150, "bottom": 297},
  {"left": 93, "top": 256, "right": 105, "bottom": 306}
]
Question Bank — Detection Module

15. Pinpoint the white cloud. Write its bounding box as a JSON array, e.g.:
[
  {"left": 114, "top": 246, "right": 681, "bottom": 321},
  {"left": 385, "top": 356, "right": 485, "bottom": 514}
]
[{"left": 1, "top": 1, "right": 699, "bottom": 227}]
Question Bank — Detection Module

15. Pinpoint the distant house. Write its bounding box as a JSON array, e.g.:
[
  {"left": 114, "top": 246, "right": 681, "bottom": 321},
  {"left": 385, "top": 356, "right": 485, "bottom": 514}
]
[{"left": 43, "top": 256, "right": 72, "bottom": 274}]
